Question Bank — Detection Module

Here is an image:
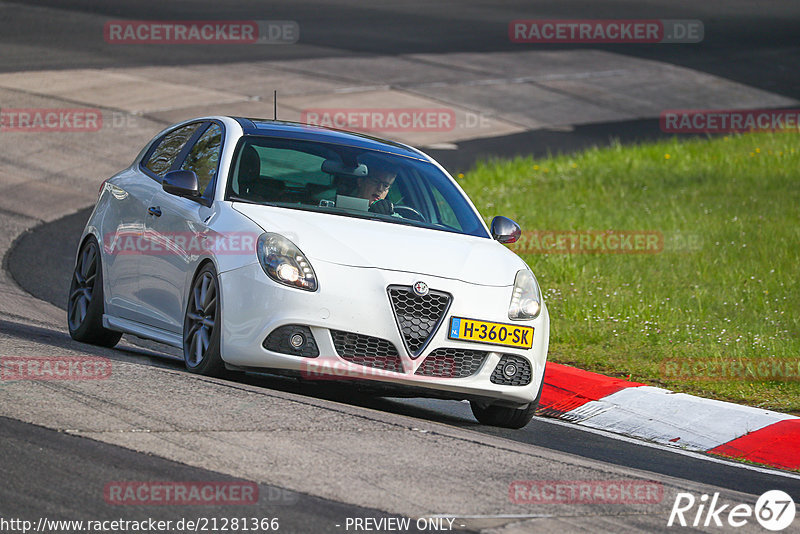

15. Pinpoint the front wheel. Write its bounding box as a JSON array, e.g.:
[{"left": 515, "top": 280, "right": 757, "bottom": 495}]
[
  {"left": 470, "top": 364, "right": 546, "bottom": 429},
  {"left": 67, "top": 236, "right": 122, "bottom": 347},
  {"left": 183, "top": 264, "right": 225, "bottom": 377}
]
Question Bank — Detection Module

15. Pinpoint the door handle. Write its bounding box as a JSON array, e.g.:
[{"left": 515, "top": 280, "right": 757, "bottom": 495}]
[{"left": 148, "top": 206, "right": 162, "bottom": 217}]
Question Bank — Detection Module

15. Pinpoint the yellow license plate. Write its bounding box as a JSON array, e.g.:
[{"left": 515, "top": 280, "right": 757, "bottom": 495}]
[{"left": 448, "top": 317, "right": 533, "bottom": 349}]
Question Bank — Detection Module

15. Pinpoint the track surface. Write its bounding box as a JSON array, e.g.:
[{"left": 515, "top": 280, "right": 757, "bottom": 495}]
[
  {"left": 1, "top": 416, "right": 435, "bottom": 533},
  {"left": 3, "top": 0, "right": 799, "bottom": 100},
  {"left": 8, "top": 208, "right": 800, "bottom": 502},
  {"left": 2, "top": 1, "right": 798, "bottom": 169}
]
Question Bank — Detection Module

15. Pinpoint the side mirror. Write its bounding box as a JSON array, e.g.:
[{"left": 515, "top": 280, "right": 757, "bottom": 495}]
[
  {"left": 163, "top": 170, "right": 200, "bottom": 198},
  {"left": 491, "top": 216, "right": 521, "bottom": 244}
]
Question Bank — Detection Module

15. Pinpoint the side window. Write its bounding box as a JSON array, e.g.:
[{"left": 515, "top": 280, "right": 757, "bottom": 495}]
[
  {"left": 430, "top": 186, "right": 462, "bottom": 230},
  {"left": 257, "top": 146, "right": 328, "bottom": 184},
  {"left": 232, "top": 143, "right": 332, "bottom": 202},
  {"left": 181, "top": 123, "right": 222, "bottom": 198},
  {"left": 143, "top": 123, "right": 201, "bottom": 178}
]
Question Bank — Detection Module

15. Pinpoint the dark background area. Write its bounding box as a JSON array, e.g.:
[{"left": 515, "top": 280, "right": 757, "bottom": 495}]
[{"left": 2, "top": 0, "right": 799, "bottom": 99}]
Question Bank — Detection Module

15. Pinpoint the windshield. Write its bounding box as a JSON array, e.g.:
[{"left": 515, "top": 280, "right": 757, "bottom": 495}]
[{"left": 225, "top": 136, "right": 489, "bottom": 238}]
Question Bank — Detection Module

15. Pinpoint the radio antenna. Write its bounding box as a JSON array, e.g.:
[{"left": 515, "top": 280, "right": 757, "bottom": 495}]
[{"left": 273, "top": 90, "right": 277, "bottom": 120}]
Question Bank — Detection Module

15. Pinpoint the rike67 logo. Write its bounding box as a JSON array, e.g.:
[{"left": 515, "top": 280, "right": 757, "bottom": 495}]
[{"left": 668, "top": 490, "right": 796, "bottom": 531}]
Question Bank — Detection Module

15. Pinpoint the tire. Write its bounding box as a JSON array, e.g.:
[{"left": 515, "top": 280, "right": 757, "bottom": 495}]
[
  {"left": 470, "top": 363, "right": 546, "bottom": 429},
  {"left": 183, "top": 263, "right": 225, "bottom": 377},
  {"left": 67, "top": 236, "right": 122, "bottom": 347}
]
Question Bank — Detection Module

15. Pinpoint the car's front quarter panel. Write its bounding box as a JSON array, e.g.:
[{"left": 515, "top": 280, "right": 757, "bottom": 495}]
[{"left": 136, "top": 199, "right": 265, "bottom": 334}]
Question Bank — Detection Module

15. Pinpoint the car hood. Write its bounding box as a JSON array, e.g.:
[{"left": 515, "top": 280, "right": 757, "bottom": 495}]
[{"left": 232, "top": 203, "right": 523, "bottom": 286}]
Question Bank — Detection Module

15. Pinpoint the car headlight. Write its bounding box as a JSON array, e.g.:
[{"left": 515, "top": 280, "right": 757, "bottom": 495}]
[
  {"left": 257, "top": 233, "right": 318, "bottom": 291},
  {"left": 508, "top": 268, "right": 541, "bottom": 320}
]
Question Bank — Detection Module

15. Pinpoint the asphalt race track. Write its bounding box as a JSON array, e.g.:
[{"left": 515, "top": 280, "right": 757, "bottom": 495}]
[
  {"left": 9, "top": 206, "right": 800, "bottom": 499},
  {"left": 0, "top": 416, "right": 435, "bottom": 534},
  {"left": 3, "top": 0, "right": 799, "bottom": 98},
  {"left": 1, "top": 1, "right": 800, "bottom": 533}
]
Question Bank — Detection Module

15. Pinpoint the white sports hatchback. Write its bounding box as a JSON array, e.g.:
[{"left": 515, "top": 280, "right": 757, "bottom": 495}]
[{"left": 68, "top": 116, "right": 549, "bottom": 428}]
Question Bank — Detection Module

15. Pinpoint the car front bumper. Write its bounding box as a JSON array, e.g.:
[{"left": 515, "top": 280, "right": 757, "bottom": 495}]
[{"left": 218, "top": 260, "right": 549, "bottom": 407}]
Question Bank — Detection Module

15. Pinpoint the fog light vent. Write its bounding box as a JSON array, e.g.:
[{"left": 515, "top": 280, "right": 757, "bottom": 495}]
[
  {"left": 264, "top": 325, "right": 319, "bottom": 358},
  {"left": 491, "top": 354, "right": 532, "bottom": 386}
]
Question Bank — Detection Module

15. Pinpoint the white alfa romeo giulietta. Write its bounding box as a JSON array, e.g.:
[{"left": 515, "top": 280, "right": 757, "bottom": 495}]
[{"left": 68, "top": 116, "right": 549, "bottom": 428}]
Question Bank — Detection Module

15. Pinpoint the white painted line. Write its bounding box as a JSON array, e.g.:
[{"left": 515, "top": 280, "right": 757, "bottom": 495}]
[
  {"left": 536, "top": 416, "right": 800, "bottom": 481},
  {"left": 427, "top": 514, "right": 552, "bottom": 519},
  {"left": 334, "top": 85, "right": 392, "bottom": 93},
  {"left": 424, "top": 143, "right": 458, "bottom": 150},
  {"left": 418, "top": 69, "right": 636, "bottom": 88}
]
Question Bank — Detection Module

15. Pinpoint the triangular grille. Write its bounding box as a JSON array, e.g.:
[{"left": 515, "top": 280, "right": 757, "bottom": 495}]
[{"left": 387, "top": 285, "right": 452, "bottom": 358}]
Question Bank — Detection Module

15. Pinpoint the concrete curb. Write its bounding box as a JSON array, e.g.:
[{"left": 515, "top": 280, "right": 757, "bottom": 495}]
[{"left": 539, "top": 363, "right": 800, "bottom": 471}]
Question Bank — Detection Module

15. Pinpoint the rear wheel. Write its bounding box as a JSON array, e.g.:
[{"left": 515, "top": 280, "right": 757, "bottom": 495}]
[
  {"left": 470, "top": 364, "right": 546, "bottom": 429},
  {"left": 183, "top": 264, "right": 224, "bottom": 377},
  {"left": 67, "top": 236, "right": 122, "bottom": 347}
]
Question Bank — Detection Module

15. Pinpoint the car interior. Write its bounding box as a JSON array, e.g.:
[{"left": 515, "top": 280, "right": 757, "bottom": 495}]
[{"left": 227, "top": 137, "right": 480, "bottom": 236}]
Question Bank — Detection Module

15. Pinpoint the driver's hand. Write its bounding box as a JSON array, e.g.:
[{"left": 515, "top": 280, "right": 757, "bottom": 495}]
[{"left": 369, "top": 199, "right": 394, "bottom": 215}]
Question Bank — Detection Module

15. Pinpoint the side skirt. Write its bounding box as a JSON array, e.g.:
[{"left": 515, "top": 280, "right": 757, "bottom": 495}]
[{"left": 103, "top": 314, "right": 183, "bottom": 348}]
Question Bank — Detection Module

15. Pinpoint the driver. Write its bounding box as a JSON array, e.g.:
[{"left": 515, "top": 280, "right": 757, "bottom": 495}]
[{"left": 354, "top": 155, "right": 397, "bottom": 215}]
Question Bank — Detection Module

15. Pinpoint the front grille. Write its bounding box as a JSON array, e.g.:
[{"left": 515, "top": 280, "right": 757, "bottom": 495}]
[
  {"left": 263, "top": 325, "right": 319, "bottom": 358},
  {"left": 388, "top": 285, "right": 452, "bottom": 358},
  {"left": 490, "top": 354, "right": 533, "bottom": 386},
  {"left": 330, "top": 330, "right": 404, "bottom": 373},
  {"left": 415, "top": 348, "right": 488, "bottom": 378}
]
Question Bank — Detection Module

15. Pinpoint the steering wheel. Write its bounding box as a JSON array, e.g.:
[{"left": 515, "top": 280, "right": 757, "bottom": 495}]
[{"left": 394, "top": 206, "right": 426, "bottom": 222}]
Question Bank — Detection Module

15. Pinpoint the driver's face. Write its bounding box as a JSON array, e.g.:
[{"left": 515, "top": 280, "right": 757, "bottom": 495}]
[{"left": 357, "top": 172, "right": 396, "bottom": 204}]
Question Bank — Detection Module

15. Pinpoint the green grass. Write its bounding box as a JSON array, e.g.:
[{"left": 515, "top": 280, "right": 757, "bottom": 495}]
[{"left": 459, "top": 132, "right": 800, "bottom": 413}]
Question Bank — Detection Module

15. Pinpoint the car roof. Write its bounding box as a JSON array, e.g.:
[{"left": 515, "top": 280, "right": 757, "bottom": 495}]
[{"left": 232, "top": 117, "right": 430, "bottom": 161}]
